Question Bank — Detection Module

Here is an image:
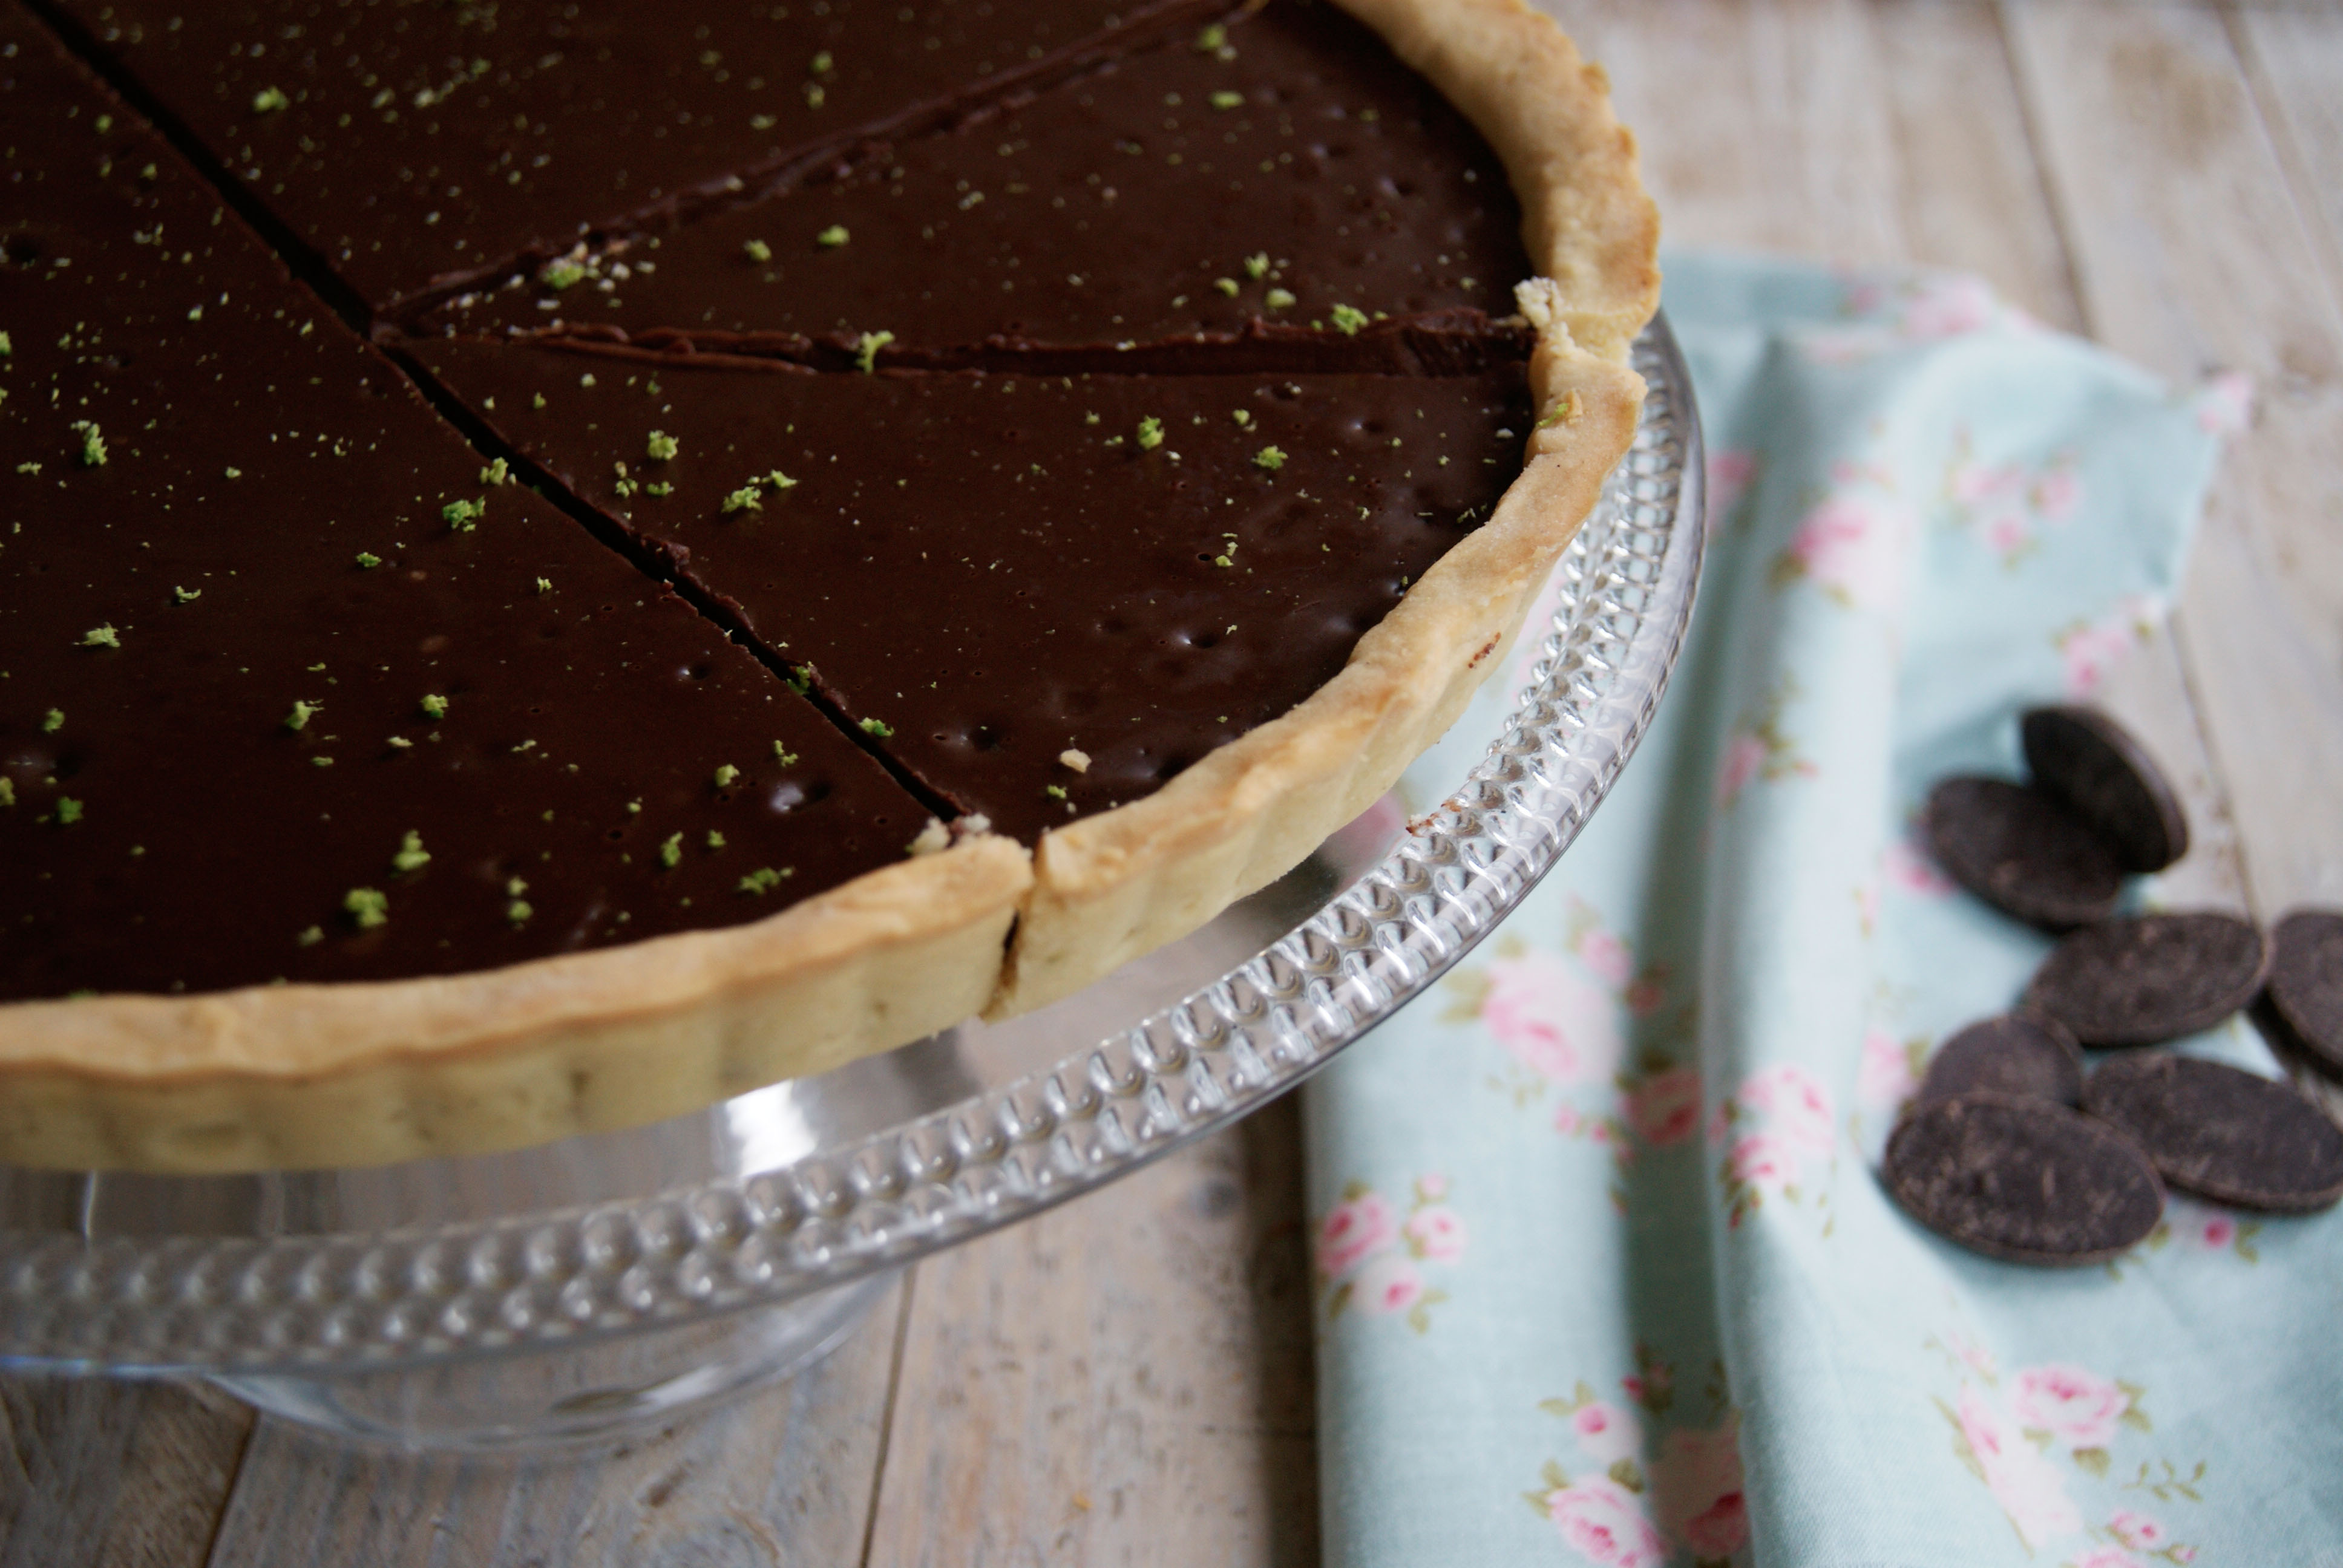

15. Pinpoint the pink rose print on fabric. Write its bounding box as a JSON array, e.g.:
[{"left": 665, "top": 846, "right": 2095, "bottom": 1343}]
[
  {"left": 2155, "top": 1196, "right": 2262, "bottom": 1262},
  {"left": 1857, "top": 1030, "right": 1918, "bottom": 1114},
  {"left": 2065, "top": 1548, "right": 2143, "bottom": 1568},
  {"left": 1714, "top": 731, "right": 1768, "bottom": 809},
  {"left": 1773, "top": 495, "right": 1912, "bottom": 612},
  {"left": 1546, "top": 1477, "right": 1668, "bottom": 1568},
  {"left": 1483, "top": 949, "right": 1624, "bottom": 1089},
  {"left": 1715, "top": 679, "right": 1817, "bottom": 812},
  {"left": 2054, "top": 595, "right": 2162, "bottom": 699},
  {"left": 1654, "top": 1414, "right": 1749, "bottom": 1561},
  {"left": 2107, "top": 1511, "right": 2169, "bottom": 1550},
  {"left": 1317, "top": 1175, "right": 1461, "bottom": 1332},
  {"left": 1403, "top": 1204, "right": 1468, "bottom": 1264},
  {"left": 1941, "top": 428, "right": 2084, "bottom": 567},
  {"left": 2011, "top": 1364, "right": 2134, "bottom": 1450},
  {"left": 1738, "top": 1064, "right": 1835, "bottom": 1152},
  {"left": 1627, "top": 1068, "right": 1703, "bottom": 1147},
  {"left": 2192, "top": 369, "right": 2253, "bottom": 436},
  {"left": 1707, "top": 448, "right": 1758, "bottom": 524},
  {"left": 1315, "top": 1189, "right": 1396, "bottom": 1281},
  {"left": 1350, "top": 1250, "right": 1426, "bottom": 1316},
  {"left": 1955, "top": 1383, "right": 2084, "bottom": 1552},
  {"left": 1886, "top": 832, "right": 1956, "bottom": 897},
  {"left": 1579, "top": 929, "right": 1636, "bottom": 987},
  {"left": 1725, "top": 1132, "right": 1799, "bottom": 1196},
  {"left": 1571, "top": 1400, "right": 1645, "bottom": 1466},
  {"left": 1810, "top": 270, "right": 2018, "bottom": 363}
]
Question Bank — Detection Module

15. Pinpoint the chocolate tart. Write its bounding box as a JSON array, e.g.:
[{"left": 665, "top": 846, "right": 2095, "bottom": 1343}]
[{"left": 3, "top": 0, "right": 1656, "bottom": 1168}]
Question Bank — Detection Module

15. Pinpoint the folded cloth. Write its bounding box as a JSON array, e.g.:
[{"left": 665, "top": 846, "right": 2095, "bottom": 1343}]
[{"left": 1302, "top": 252, "right": 2335, "bottom": 1568}]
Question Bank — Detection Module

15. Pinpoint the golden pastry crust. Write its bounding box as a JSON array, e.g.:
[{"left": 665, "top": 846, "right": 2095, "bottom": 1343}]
[
  {"left": 0, "top": 0, "right": 1656, "bottom": 1171},
  {"left": 0, "top": 837, "right": 1030, "bottom": 1171}
]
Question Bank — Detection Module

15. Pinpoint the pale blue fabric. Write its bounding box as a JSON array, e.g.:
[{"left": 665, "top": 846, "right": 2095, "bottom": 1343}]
[{"left": 1303, "top": 253, "right": 2325, "bottom": 1568}]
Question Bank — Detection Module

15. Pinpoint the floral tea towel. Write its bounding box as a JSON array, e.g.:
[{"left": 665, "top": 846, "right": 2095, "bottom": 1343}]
[{"left": 1302, "top": 252, "right": 2331, "bottom": 1568}]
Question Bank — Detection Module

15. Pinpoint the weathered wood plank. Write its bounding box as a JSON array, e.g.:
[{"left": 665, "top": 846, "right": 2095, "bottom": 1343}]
[
  {"left": 0, "top": 1377, "right": 251, "bottom": 1568},
  {"left": 198, "top": 1277, "right": 906, "bottom": 1568},
  {"left": 862, "top": 1100, "right": 1317, "bottom": 1568},
  {"left": 2001, "top": 1, "right": 2343, "bottom": 913}
]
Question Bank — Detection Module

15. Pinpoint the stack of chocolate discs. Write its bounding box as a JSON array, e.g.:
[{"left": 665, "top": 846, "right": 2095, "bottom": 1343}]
[{"left": 1888, "top": 706, "right": 2343, "bottom": 1265}]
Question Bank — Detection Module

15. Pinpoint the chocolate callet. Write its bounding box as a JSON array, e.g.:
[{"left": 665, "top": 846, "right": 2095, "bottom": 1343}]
[
  {"left": 2022, "top": 912, "right": 2269, "bottom": 1048},
  {"left": 2083, "top": 1053, "right": 2343, "bottom": 1214},
  {"left": 2021, "top": 705, "right": 2188, "bottom": 874},
  {"left": 2259, "top": 908, "right": 2343, "bottom": 1080},
  {"left": 1918, "top": 1013, "right": 2085, "bottom": 1108},
  {"left": 1923, "top": 776, "right": 2124, "bottom": 932},
  {"left": 1883, "top": 1093, "right": 2164, "bottom": 1266}
]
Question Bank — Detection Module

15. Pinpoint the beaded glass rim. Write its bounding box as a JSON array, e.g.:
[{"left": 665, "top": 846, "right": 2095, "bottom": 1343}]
[{"left": 0, "top": 317, "right": 1703, "bottom": 1374}]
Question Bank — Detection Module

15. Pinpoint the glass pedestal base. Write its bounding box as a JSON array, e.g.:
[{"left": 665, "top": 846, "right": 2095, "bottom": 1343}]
[{"left": 205, "top": 1270, "right": 894, "bottom": 1452}]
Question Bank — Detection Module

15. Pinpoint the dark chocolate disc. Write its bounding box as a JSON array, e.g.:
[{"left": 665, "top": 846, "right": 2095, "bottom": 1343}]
[
  {"left": 2022, "top": 912, "right": 2268, "bottom": 1048},
  {"left": 2083, "top": 1054, "right": 2343, "bottom": 1213},
  {"left": 1924, "top": 777, "right": 2125, "bottom": 931},
  {"left": 2260, "top": 909, "right": 2343, "bottom": 1079},
  {"left": 1883, "top": 1093, "right": 2164, "bottom": 1265},
  {"left": 1918, "top": 1013, "right": 2085, "bottom": 1107},
  {"left": 2020, "top": 706, "right": 2190, "bottom": 874}
]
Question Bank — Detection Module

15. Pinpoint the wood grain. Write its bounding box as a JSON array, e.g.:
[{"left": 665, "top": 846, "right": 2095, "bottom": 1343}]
[
  {"left": 862, "top": 1100, "right": 1317, "bottom": 1568},
  {"left": 0, "top": 1378, "right": 250, "bottom": 1568},
  {"left": 2003, "top": 1, "right": 2343, "bottom": 913}
]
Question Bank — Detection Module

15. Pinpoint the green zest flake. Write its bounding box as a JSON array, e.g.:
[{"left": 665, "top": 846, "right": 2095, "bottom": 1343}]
[
  {"left": 736, "top": 866, "right": 790, "bottom": 895},
  {"left": 1136, "top": 416, "right": 1164, "bottom": 451},
  {"left": 743, "top": 238, "right": 773, "bottom": 264},
  {"left": 859, "top": 716, "right": 894, "bottom": 738},
  {"left": 312, "top": 756, "right": 335, "bottom": 767},
  {"left": 1209, "top": 90, "right": 1244, "bottom": 110},
  {"left": 419, "top": 693, "right": 448, "bottom": 719},
  {"left": 1253, "top": 445, "right": 1288, "bottom": 471},
  {"left": 644, "top": 481, "right": 674, "bottom": 497},
  {"left": 1195, "top": 22, "right": 1227, "bottom": 51},
  {"left": 784, "top": 664, "right": 811, "bottom": 694},
  {"left": 1331, "top": 304, "right": 1369, "bottom": 336},
  {"left": 480, "top": 457, "right": 511, "bottom": 486},
  {"left": 298, "top": 925, "right": 324, "bottom": 947},
  {"left": 816, "top": 224, "right": 850, "bottom": 249},
  {"left": 1231, "top": 408, "right": 1253, "bottom": 426},
  {"left": 532, "top": 392, "right": 548, "bottom": 410},
  {"left": 721, "top": 485, "right": 763, "bottom": 515},
  {"left": 224, "top": 466, "right": 242, "bottom": 479},
  {"left": 766, "top": 469, "right": 798, "bottom": 490},
  {"left": 1213, "top": 277, "right": 1240, "bottom": 297},
  {"left": 660, "top": 832, "right": 684, "bottom": 869},
  {"left": 1536, "top": 390, "right": 1585, "bottom": 429},
  {"left": 706, "top": 830, "right": 726, "bottom": 849},
  {"left": 55, "top": 797, "right": 84, "bottom": 825},
  {"left": 355, "top": 551, "right": 382, "bottom": 569},
  {"left": 713, "top": 763, "right": 741, "bottom": 788},
  {"left": 71, "top": 420, "right": 106, "bottom": 466},
  {"left": 506, "top": 898, "right": 534, "bottom": 924},
  {"left": 644, "top": 430, "right": 680, "bottom": 462},
  {"left": 1044, "top": 784, "right": 1067, "bottom": 800},
  {"left": 79, "top": 625, "right": 119, "bottom": 648},
  {"left": 1264, "top": 287, "right": 1296, "bottom": 311},
  {"left": 284, "top": 700, "right": 321, "bottom": 731},
  {"left": 535, "top": 576, "right": 553, "bottom": 595},
  {"left": 855, "top": 330, "right": 895, "bottom": 373},
  {"left": 507, "top": 877, "right": 527, "bottom": 898},
  {"left": 391, "top": 831, "right": 430, "bottom": 874},
  {"left": 0, "top": 779, "right": 12, "bottom": 808},
  {"left": 344, "top": 887, "right": 388, "bottom": 929},
  {"left": 750, "top": 113, "right": 777, "bottom": 130},
  {"left": 772, "top": 741, "right": 798, "bottom": 765},
  {"left": 41, "top": 709, "right": 64, "bottom": 734},
  {"left": 540, "top": 260, "right": 588, "bottom": 292},
  {"left": 1244, "top": 252, "right": 1270, "bottom": 279},
  {"left": 442, "top": 496, "right": 484, "bottom": 530},
  {"left": 0, "top": 331, "right": 10, "bottom": 358},
  {"left": 14, "top": 463, "right": 40, "bottom": 475},
  {"left": 811, "top": 50, "right": 834, "bottom": 73},
  {"left": 252, "top": 87, "right": 289, "bottom": 113}
]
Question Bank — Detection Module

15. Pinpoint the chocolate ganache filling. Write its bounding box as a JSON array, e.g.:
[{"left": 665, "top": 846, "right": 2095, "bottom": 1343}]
[{"left": 5, "top": 0, "right": 1546, "bottom": 1002}]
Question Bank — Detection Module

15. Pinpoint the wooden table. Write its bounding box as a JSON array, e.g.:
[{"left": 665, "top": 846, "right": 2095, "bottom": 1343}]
[{"left": 7, "top": 2, "right": 2341, "bottom": 1561}]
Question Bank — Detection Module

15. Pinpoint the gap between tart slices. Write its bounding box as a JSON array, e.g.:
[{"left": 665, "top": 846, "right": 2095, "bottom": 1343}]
[
  {"left": 0, "top": 13, "right": 1030, "bottom": 1169},
  {"left": 3, "top": 0, "right": 1659, "bottom": 1165}
]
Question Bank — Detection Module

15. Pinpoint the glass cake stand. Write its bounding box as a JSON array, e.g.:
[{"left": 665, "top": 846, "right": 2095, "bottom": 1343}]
[{"left": 0, "top": 319, "right": 1703, "bottom": 1450}]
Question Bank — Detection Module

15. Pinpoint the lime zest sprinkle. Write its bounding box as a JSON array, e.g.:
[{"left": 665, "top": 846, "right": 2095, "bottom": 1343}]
[{"left": 344, "top": 887, "right": 388, "bottom": 928}]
